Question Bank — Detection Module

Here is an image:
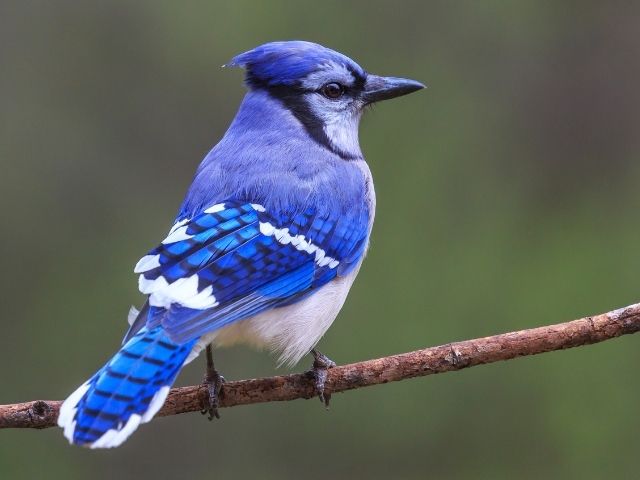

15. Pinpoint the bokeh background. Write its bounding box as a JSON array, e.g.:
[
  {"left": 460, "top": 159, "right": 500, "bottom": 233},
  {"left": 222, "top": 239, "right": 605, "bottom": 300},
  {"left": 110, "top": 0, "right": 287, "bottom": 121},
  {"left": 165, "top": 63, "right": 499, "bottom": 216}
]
[{"left": 2, "top": 1, "right": 640, "bottom": 478}]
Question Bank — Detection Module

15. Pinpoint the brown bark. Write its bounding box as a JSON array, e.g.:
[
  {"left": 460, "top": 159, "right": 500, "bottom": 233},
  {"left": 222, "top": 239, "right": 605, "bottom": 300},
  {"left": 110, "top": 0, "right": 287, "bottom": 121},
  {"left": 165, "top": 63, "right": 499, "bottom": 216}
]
[{"left": 2, "top": 301, "right": 639, "bottom": 430}]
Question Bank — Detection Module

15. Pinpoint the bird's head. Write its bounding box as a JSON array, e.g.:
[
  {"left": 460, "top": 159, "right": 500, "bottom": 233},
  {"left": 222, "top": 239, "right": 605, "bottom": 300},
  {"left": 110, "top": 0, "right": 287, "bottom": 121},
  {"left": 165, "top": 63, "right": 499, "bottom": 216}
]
[{"left": 227, "top": 41, "right": 424, "bottom": 159}]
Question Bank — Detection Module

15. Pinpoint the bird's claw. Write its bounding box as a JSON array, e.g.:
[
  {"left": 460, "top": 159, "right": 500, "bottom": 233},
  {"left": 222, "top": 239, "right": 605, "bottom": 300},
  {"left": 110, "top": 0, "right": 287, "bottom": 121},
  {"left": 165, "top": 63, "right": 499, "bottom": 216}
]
[
  {"left": 201, "top": 370, "right": 226, "bottom": 420},
  {"left": 308, "top": 349, "right": 336, "bottom": 408}
]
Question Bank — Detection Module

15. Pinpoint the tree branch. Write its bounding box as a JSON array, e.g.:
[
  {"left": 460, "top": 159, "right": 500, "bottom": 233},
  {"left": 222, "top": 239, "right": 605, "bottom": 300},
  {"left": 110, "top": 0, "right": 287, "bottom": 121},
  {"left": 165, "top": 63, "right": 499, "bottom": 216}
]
[{"left": 2, "top": 302, "right": 640, "bottom": 430}]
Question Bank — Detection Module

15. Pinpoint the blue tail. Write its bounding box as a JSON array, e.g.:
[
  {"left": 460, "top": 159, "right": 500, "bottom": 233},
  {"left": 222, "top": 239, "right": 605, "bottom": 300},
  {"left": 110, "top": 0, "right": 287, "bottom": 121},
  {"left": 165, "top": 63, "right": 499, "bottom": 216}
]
[{"left": 58, "top": 326, "right": 196, "bottom": 448}]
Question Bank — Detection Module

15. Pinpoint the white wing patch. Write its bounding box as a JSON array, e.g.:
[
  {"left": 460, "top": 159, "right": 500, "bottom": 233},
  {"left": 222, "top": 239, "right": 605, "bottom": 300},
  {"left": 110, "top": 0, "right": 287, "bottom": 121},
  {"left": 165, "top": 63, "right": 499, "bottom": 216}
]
[
  {"left": 134, "top": 254, "right": 161, "bottom": 273},
  {"left": 134, "top": 204, "right": 235, "bottom": 309},
  {"left": 168, "top": 218, "right": 189, "bottom": 234},
  {"left": 139, "top": 274, "right": 219, "bottom": 309},
  {"left": 259, "top": 221, "right": 339, "bottom": 269},
  {"left": 161, "top": 225, "right": 192, "bottom": 245},
  {"left": 134, "top": 203, "right": 337, "bottom": 311},
  {"left": 203, "top": 203, "right": 226, "bottom": 214}
]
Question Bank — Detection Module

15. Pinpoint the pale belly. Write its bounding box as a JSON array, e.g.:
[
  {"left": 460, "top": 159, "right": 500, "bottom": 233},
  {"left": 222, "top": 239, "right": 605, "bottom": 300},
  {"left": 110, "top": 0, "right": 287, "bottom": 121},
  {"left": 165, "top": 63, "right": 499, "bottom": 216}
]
[{"left": 184, "top": 266, "right": 360, "bottom": 367}]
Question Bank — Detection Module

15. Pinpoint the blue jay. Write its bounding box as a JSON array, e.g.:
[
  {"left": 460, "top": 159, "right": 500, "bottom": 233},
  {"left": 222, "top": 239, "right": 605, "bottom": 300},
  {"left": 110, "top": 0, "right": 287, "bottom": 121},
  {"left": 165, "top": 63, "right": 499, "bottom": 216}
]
[{"left": 58, "top": 40, "right": 424, "bottom": 448}]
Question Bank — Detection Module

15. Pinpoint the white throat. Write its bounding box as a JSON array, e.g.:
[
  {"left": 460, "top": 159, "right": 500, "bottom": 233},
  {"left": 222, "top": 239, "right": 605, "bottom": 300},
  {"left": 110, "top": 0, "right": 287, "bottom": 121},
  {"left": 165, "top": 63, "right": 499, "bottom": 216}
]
[{"left": 323, "top": 110, "right": 363, "bottom": 158}]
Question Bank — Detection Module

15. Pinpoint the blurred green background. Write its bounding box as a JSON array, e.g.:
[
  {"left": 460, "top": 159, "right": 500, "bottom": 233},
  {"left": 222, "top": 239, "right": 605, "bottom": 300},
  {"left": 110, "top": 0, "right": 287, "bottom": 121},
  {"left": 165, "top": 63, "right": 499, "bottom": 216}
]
[{"left": 2, "top": 1, "right": 640, "bottom": 478}]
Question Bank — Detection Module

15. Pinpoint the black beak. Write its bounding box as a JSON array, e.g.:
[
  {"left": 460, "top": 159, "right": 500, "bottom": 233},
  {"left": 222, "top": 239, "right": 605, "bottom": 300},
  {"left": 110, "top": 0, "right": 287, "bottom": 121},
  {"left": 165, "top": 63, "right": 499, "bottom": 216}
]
[{"left": 362, "top": 75, "right": 425, "bottom": 104}]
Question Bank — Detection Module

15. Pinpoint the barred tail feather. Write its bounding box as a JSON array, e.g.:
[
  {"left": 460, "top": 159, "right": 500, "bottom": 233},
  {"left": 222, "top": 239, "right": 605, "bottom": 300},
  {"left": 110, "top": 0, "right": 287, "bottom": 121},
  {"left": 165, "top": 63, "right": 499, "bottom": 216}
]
[{"left": 58, "top": 327, "right": 197, "bottom": 448}]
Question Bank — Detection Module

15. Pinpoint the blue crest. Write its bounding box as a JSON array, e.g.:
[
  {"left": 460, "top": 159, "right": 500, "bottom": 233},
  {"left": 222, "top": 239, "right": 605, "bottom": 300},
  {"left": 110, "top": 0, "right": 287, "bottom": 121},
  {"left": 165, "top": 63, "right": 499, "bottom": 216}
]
[{"left": 227, "top": 40, "right": 366, "bottom": 87}]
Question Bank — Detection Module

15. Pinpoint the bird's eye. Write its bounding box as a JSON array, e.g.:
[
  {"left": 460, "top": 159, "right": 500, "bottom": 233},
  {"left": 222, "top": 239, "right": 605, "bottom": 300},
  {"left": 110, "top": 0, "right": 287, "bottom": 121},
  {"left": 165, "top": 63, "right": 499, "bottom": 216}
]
[{"left": 320, "top": 82, "right": 345, "bottom": 99}]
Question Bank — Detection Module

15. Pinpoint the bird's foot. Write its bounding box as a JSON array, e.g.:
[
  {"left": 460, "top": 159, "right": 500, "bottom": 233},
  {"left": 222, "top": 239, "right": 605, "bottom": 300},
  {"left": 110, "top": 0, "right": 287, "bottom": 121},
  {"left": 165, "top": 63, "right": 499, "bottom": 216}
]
[
  {"left": 201, "top": 369, "right": 226, "bottom": 420},
  {"left": 201, "top": 345, "right": 225, "bottom": 420},
  {"left": 307, "top": 349, "right": 336, "bottom": 408}
]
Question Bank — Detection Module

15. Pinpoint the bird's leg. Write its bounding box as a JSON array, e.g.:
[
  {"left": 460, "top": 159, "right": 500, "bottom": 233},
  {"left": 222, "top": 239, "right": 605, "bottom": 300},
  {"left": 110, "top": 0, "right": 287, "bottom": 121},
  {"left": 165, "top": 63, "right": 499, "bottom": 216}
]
[
  {"left": 201, "top": 344, "right": 226, "bottom": 420},
  {"left": 308, "top": 349, "right": 336, "bottom": 408}
]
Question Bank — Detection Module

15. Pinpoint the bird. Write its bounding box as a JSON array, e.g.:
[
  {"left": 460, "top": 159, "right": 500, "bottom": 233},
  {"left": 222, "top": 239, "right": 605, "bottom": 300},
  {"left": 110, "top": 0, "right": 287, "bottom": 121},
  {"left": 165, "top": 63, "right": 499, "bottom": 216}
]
[{"left": 57, "top": 40, "right": 424, "bottom": 448}]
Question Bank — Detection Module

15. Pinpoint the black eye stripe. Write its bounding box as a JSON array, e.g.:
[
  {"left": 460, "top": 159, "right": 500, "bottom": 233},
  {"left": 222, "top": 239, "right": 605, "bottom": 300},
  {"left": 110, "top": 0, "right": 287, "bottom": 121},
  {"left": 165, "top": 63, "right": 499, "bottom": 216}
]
[{"left": 266, "top": 84, "right": 363, "bottom": 160}]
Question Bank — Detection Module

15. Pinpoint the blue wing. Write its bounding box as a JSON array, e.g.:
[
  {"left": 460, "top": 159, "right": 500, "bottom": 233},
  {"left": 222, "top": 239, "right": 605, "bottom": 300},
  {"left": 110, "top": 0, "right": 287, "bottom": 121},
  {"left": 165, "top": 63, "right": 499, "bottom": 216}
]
[
  {"left": 128, "top": 201, "right": 370, "bottom": 344},
  {"left": 60, "top": 200, "right": 369, "bottom": 447}
]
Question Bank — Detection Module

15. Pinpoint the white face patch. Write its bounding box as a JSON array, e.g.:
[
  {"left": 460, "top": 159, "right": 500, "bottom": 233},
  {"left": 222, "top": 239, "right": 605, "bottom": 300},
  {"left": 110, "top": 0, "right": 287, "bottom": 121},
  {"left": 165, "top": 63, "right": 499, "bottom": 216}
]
[
  {"left": 322, "top": 109, "right": 362, "bottom": 158},
  {"left": 295, "top": 60, "right": 366, "bottom": 158},
  {"left": 302, "top": 88, "right": 364, "bottom": 158},
  {"left": 259, "top": 221, "right": 339, "bottom": 269}
]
